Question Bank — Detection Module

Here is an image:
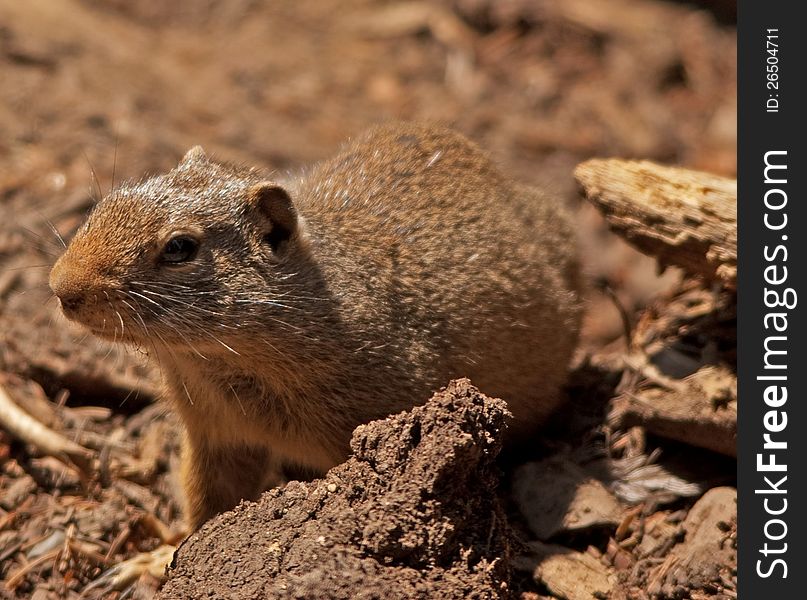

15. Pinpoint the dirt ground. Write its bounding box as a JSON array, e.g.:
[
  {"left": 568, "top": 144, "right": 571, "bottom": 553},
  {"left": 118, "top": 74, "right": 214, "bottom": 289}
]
[{"left": 0, "top": 0, "right": 736, "bottom": 598}]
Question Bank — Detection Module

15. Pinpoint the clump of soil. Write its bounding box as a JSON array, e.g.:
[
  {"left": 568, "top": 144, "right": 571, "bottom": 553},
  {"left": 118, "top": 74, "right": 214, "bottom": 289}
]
[{"left": 158, "top": 379, "right": 513, "bottom": 600}]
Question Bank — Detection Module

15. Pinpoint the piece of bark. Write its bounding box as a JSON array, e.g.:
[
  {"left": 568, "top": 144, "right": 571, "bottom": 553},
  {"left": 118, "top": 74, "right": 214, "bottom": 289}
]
[
  {"left": 609, "top": 365, "right": 737, "bottom": 457},
  {"left": 575, "top": 159, "right": 736, "bottom": 287}
]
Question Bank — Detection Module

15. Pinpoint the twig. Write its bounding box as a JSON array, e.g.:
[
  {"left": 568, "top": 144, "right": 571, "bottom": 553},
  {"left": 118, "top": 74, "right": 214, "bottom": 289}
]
[
  {"left": 0, "top": 381, "right": 95, "bottom": 474},
  {"left": 597, "top": 279, "right": 634, "bottom": 349},
  {"left": 69, "top": 540, "right": 110, "bottom": 566},
  {"left": 140, "top": 513, "right": 185, "bottom": 545},
  {"left": 5, "top": 548, "right": 61, "bottom": 590},
  {"left": 105, "top": 526, "right": 131, "bottom": 562}
]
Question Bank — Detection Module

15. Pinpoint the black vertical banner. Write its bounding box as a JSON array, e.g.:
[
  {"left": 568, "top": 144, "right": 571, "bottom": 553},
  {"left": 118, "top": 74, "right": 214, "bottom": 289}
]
[{"left": 738, "top": 1, "right": 807, "bottom": 596}]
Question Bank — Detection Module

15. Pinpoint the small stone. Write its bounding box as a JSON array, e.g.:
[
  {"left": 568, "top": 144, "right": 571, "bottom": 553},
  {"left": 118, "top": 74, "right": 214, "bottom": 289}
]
[
  {"left": 520, "top": 541, "right": 616, "bottom": 600},
  {"left": 513, "top": 457, "right": 623, "bottom": 540}
]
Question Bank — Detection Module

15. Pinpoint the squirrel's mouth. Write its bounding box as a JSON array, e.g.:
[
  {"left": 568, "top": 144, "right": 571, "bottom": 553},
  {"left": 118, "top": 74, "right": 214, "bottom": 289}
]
[
  {"left": 55, "top": 292, "right": 148, "bottom": 346},
  {"left": 53, "top": 282, "right": 232, "bottom": 355},
  {"left": 58, "top": 299, "right": 120, "bottom": 339}
]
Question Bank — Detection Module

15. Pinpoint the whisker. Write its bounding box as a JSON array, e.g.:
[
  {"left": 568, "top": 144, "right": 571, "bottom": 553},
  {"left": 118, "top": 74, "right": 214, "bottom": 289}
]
[
  {"left": 19, "top": 226, "right": 62, "bottom": 257},
  {"left": 127, "top": 289, "right": 162, "bottom": 308},
  {"left": 181, "top": 381, "right": 194, "bottom": 406},
  {"left": 121, "top": 297, "right": 150, "bottom": 336},
  {"left": 118, "top": 386, "right": 138, "bottom": 408},
  {"left": 1, "top": 264, "right": 52, "bottom": 272},
  {"left": 101, "top": 320, "right": 119, "bottom": 361},
  {"left": 133, "top": 288, "right": 228, "bottom": 318},
  {"left": 115, "top": 298, "right": 156, "bottom": 366},
  {"left": 111, "top": 132, "right": 119, "bottom": 194},
  {"left": 257, "top": 335, "right": 283, "bottom": 356},
  {"left": 149, "top": 328, "right": 178, "bottom": 379},
  {"left": 37, "top": 212, "right": 67, "bottom": 249},
  {"left": 233, "top": 299, "right": 304, "bottom": 311},
  {"left": 172, "top": 326, "right": 208, "bottom": 360},
  {"left": 81, "top": 150, "right": 104, "bottom": 203},
  {"left": 211, "top": 336, "right": 240, "bottom": 356},
  {"left": 114, "top": 309, "right": 126, "bottom": 335},
  {"left": 228, "top": 383, "right": 247, "bottom": 416}
]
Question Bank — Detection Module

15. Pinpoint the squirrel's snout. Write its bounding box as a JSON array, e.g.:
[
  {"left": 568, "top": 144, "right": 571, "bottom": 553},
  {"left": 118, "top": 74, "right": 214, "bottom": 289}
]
[{"left": 49, "top": 256, "right": 91, "bottom": 315}]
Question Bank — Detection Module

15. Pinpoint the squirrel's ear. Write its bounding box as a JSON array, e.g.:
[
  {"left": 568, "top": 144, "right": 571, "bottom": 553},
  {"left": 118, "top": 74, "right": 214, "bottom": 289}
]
[
  {"left": 248, "top": 182, "right": 298, "bottom": 250},
  {"left": 179, "top": 146, "right": 208, "bottom": 167}
]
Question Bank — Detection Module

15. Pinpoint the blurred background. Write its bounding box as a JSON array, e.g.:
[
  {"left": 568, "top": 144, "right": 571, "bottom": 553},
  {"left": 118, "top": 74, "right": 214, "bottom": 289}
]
[{"left": 1, "top": 0, "right": 736, "bottom": 350}]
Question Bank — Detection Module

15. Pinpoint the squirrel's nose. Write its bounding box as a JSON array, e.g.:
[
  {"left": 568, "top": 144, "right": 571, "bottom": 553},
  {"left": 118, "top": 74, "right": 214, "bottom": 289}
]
[
  {"left": 49, "top": 257, "right": 89, "bottom": 313},
  {"left": 57, "top": 292, "right": 85, "bottom": 312}
]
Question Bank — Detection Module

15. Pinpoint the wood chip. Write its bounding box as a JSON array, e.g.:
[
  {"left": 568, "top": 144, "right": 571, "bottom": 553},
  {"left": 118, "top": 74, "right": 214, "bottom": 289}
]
[{"left": 609, "top": 366, "right": 737, "bottom": 457}]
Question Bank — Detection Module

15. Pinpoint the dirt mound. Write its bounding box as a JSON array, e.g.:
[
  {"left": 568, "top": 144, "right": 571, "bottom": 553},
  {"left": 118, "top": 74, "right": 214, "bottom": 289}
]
[{"left": 157, "top": 379, "right": 513, "bottom": 599}]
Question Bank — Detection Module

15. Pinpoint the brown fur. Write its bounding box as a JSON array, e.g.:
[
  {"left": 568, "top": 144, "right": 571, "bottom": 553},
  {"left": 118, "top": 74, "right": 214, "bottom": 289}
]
[{"left": 49, "top": 123, "right": 582, "bottom": 529}]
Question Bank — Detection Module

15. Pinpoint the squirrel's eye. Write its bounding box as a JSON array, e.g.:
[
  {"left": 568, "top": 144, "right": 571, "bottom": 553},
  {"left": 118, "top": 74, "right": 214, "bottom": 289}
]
[{"left": 161, "top": 235, "right": 199, "bottom": 264}]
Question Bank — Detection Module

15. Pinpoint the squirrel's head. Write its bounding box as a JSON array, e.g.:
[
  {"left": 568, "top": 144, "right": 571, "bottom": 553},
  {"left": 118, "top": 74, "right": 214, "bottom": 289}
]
[{"left": 49, "top": 147, "right": 305, "bottom": 353}]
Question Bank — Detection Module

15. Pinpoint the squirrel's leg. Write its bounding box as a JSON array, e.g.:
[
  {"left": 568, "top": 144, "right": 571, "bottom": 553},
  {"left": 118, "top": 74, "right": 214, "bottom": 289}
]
[{"left": 180, "top": 431, "right": 279, "bottom": 530}]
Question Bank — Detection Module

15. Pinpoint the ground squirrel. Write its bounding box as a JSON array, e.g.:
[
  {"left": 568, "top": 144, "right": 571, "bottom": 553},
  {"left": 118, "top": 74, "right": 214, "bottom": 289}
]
[{"left": 49, "top": 122, "right": 582, "bottom": 529}]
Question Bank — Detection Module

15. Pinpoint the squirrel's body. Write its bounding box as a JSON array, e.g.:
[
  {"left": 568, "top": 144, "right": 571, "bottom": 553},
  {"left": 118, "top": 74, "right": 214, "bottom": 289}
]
[{"left": 50, "top": 123, "right": 582, "bottom": 528}]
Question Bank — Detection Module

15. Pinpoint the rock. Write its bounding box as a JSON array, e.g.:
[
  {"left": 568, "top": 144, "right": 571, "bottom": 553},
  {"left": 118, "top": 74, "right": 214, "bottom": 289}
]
[
  {"left": 516, "top": 540, "right": 616, "bottom": 600},
  {"left": 158, "top": 379, "right": 513, "bottom": 600},
  {"left": 648, "top": 486, "right": 736, "bottom": 597},
  {"left": 513, "top": 457, "right": 623, "bottom": 540}
]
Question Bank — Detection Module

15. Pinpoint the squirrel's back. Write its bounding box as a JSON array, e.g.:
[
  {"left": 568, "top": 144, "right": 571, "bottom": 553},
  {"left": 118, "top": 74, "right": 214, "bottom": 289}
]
[{"left": 291, "top": 122, "right": 582, "bottom": 431}]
